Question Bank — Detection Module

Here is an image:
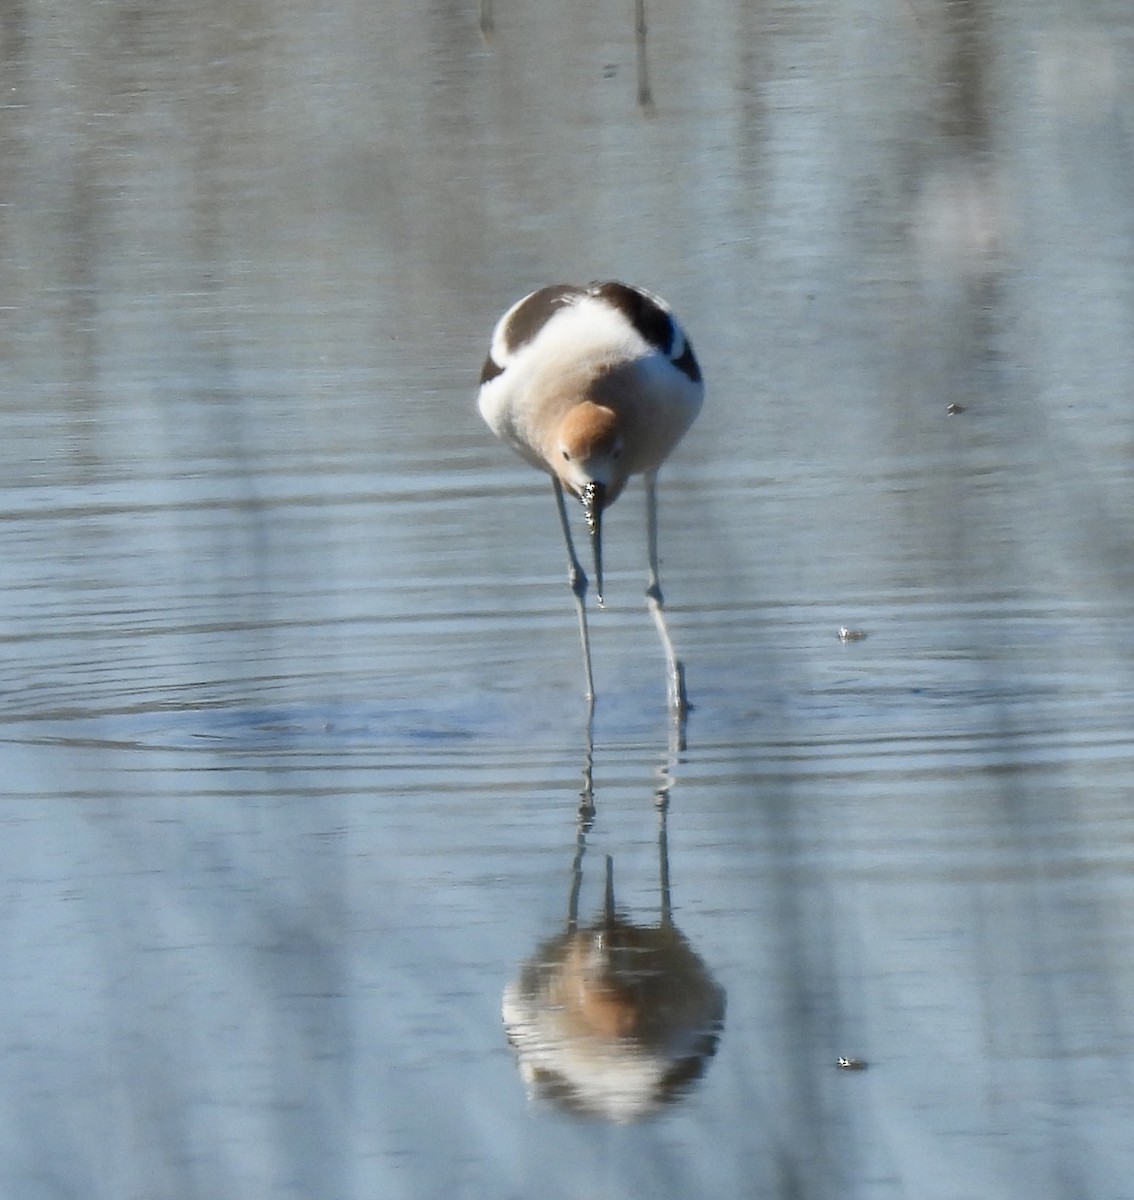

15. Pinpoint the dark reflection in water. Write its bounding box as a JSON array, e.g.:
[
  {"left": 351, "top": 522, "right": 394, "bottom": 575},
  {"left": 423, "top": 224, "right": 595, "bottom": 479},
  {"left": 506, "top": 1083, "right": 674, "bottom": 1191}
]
[
  {"left": 503, "top": 733, "right": 724, "bottom": 1122},
  {"left": 634, "top": 0, "right": 655, "bottom": 112}
]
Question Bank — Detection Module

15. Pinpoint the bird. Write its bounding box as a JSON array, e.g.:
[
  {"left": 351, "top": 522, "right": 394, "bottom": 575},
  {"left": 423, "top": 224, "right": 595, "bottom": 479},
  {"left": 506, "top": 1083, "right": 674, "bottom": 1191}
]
[{"left": 477, "top": 281, "right": 703, "bottom": 720}]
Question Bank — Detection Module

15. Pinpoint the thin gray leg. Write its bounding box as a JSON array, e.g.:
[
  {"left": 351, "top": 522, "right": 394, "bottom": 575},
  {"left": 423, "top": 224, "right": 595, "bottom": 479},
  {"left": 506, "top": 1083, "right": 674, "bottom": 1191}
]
[
  {"left": 645, "top": 470, "right": 689, "bottom": 722},
  {"left": 553, "top": 478, "right": 596, "bottom": 715}
]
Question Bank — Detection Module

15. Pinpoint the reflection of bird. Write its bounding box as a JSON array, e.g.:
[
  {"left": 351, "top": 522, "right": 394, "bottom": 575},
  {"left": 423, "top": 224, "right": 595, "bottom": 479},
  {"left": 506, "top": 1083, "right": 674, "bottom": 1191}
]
[
  {"left": 478, "top": 282, "right": 704, "bottom": 718},
  {"left": 503, "top": 854, "right": 725, "bottom": 1123}
]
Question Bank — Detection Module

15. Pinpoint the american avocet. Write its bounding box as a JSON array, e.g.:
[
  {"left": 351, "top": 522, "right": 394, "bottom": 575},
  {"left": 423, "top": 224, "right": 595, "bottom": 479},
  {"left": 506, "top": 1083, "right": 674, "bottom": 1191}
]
[
  {"left": 478, "top": 281, "right": 703, "bottom": 719},
  {"left": 503, "top": 851, "right": 725, "bottom": 1122}
]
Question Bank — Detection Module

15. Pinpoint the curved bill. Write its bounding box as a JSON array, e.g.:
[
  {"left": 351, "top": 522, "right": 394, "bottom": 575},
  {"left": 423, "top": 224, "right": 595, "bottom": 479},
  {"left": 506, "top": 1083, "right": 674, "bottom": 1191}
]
[{"left": 581, "top": 482, "right": 606, "bottom": 606}]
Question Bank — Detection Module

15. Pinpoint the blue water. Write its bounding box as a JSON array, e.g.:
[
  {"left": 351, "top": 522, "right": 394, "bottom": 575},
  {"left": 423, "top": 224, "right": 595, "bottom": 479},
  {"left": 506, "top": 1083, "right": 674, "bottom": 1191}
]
[{"left": 3, "top": 1, "right": 1134, "bottom": 1197}]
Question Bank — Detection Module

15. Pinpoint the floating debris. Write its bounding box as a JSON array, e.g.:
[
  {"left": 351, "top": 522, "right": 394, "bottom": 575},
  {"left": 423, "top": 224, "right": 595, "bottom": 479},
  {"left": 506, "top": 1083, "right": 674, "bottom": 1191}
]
[
  {"left": 946, "top": 401, "right": 966, "bottom": 414},
  {"left": 837, "top": 627, "right": 867, "bottom": 642},
  {"left": 837, "top": 1057, "right": 868, "bottom": 1071}
]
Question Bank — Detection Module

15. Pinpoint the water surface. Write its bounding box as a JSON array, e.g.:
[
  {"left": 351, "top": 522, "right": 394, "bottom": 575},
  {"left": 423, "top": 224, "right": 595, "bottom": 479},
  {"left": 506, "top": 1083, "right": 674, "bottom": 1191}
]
[{"left": 3, "top": 1, "right": 1134, "bottom": 1197}]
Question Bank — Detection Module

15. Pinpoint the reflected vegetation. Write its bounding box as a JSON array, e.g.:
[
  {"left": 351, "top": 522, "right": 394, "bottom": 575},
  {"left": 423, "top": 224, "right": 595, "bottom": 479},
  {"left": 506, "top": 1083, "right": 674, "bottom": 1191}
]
[
  {"left": 503, "top": 731, "right": 725, "bottom": 1123},
  {"left": 634, "top": 0, "right": 655, "bottom": 112}
]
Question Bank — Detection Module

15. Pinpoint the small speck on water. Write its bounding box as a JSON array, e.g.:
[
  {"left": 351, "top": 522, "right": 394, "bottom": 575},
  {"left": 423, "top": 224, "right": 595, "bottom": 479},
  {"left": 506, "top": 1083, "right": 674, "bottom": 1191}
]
[
  {"left": 838, "top": 627, "right": 867, "bottom": 642},
  {"left": 837, "top": 1057, "right": 868, "bottom": 1070}
]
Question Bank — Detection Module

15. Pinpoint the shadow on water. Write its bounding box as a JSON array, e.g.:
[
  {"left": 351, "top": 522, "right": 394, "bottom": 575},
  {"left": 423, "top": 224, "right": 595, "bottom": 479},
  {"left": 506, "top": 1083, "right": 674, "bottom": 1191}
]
[{"left": 502, "top": 721, "right": 725, "bottom": 1123}]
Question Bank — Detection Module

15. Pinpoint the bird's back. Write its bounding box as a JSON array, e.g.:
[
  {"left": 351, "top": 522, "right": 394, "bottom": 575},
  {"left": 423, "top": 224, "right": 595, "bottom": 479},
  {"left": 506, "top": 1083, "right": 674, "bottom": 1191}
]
[{"left": 478, "top": 282, "right": 703, "bottom": 477}]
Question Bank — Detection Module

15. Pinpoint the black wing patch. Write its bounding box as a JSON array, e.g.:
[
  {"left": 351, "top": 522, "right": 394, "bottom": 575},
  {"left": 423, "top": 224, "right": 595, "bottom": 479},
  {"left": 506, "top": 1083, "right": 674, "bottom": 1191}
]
[
  {"left": 671, "top": 340, "right": 702, "bottom": 384},
  {"left": 589, "top": 281, "right": 701, "bottom": 383},
  {"left": 479, "top": 353, "right": 505, "bottom": 385},
  {"left": 500, "top": 284, "right": 585, "bottom": 356},
  {"left": 588, "top": 281, "right": 673, "bottom": 354}
]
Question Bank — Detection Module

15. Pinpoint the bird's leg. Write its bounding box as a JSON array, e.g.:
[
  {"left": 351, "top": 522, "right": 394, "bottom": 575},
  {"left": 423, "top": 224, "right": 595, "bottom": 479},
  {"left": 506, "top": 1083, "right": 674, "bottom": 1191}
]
[
  {"left": 553, "top": 478, "right": 596, "bottom": 715},
  {"left": 645, "top": 470, "right": 689, "bottom": 724}
]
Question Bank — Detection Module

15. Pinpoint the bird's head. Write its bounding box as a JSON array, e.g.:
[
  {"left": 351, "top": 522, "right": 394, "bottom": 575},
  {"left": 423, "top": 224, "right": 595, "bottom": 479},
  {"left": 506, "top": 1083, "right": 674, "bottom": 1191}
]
[{"left": 554, "top": 402, "right": 627, "bottom": 605}]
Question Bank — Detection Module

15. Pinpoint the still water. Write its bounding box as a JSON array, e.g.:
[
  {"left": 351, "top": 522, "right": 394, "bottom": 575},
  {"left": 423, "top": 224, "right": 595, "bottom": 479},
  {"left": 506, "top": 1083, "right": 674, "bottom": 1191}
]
[{"left": 3, "top": 1, "right": 1134, "bottom": 1196}]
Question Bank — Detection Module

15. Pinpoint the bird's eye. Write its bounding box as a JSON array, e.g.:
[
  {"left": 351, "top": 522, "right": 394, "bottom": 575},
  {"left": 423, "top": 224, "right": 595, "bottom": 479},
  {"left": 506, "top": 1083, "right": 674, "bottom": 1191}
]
[
  {"left": 561, "top": 449, "right": 571, "bottom": 461},
  {"left": 612, "top": 446, "right": 623, "bottom": 460}
]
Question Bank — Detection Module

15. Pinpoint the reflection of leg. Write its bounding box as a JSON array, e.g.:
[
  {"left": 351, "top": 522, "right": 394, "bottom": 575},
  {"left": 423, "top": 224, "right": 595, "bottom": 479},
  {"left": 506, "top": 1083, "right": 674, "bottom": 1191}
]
[
  {"left": 645, "top": 471, "right": 689, "bottom": 723},
  {"left": 553, "top": 479, "right": 596, "bottom": 715},
  {"left": 567, "top": 807, "right": 588, "bottom": 933},
  {"left": 567, "top": 712, "right": 595, "bottom": 931},
  {"left": 656, "top": 788, "right": 672, "bottom": 928}
]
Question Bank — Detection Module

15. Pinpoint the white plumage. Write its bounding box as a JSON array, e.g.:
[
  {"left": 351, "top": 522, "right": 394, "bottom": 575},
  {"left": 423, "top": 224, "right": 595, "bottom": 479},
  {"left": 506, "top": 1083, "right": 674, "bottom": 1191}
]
[{"left": 477, "top": 281, "right": 704, "bottom": 720}]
